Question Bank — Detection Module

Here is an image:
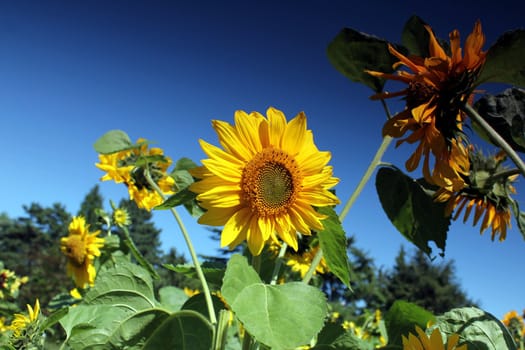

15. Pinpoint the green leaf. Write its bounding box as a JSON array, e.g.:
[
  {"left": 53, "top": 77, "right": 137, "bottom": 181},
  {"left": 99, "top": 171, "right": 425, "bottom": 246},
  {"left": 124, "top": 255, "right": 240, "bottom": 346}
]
[
  {"left": 142, "top": 310, "right": 214, "bottom": 350},
  {"left": 231, "top": 282, "right": 327, "bottom": 349},
  {"left": 174, "top": 157, "right": 198, "bottom": 171},
  {"left": 158, "top": 286, "right": 189, "bottom": 312},
  {"left": 108, "top": 308, "right": 170, "bottom": 349},
  {"left": 473, "top": 88, "right": 525, "bottom": 153},
  {"left": 84, "top": 257, "right": 158, "bottom": 310},
  {"left": 181, "top": 293, "right": 228, "bottom": 321},
  {"left": 401, "top": 15, "right": 430, "bottom": 57},
  {"left": 477, "top": 29, "right": 525, "bottom": 86},
  {"left": 317, "top": 206, "right": 351, "bottom": 289},
  {"left": 40, "top": 307, "right": 69, "bottom": 332},
  {"left": 433, "top": 307, "right": 517, "bottom": 350},
  {"left": 155, "top": 187, "right": 197, "bottom": 210},
  {"left": 313, "top": 322, "right": 375, "bottom": 350},
  {"left": 401, "top": 15, "right": 449, "bottom": 58},
  {"left": 327, "top": 28, "right": 403, "bottom": 92},
  {"left": 221, "top": 254, "right": 262, "bottom": 305},
  {"left": 164, "top": 261, "right": 226, "bottom": 287},
  {"left": 171, "top": 169, "right": 195, "bottom": 189},
  {"left": 94, "top": 130, "right": 133, "bottom": 154},
  {"left": 60, "top": 304, "right": 135, "bottom": 349},
  {"left": 385, "top": 300, "right": 435, "bottom": 348},
  {"left": 375, "top": 166, "right": 451, "bottom": 258}
]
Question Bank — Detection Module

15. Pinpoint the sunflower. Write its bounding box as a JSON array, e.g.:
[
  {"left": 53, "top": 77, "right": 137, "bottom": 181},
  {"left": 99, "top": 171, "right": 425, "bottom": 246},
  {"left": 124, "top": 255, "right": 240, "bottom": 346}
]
[
  {"left": 402, "top": 326, "right": 466, "bottom": 350},
  {"left": 190, "top": 107, "right": 339, "bottom": 255},
  {"left": 60, "top": 216, "right": 105, "bottom": 288},
  {"left": 286, "top": 245, "right": 328, "bottom": 278},
  {"left": 441, "top": 149, "right": 518, "bottom": 241},
  {"left": 8, "top": 299, "right": 40, "bottom": 338},
  {"left": 96, "top": 139, "right": 175, "bottom": 211},
  {"left": 367, "top": 20, "right": 486, "bottom": 191},
  {"left": 113, "top": 207, "right": 131, "bottom": 228}
]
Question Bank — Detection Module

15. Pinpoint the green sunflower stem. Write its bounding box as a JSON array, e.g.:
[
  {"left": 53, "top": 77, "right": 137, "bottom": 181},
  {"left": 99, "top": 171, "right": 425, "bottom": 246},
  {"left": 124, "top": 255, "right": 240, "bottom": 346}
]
[
  {"left": 301, "top": 246, "right": 323, "bottom": 284},
  {"left": 303, "top": 104, "right": 394, "bottom": 285},
  {"left": 144, "top": 170, "right": 217, "bottom": 325},
  {"left": 270, "top": 243, "right": 288, "bottom": 285},
  {"left": 121, "top": 226, "right": 160, "bottom": 280},
  {"left": 463, "top": 103, "right": 525, "bottom": 178},
  {"left": 339, "top": 135, "right": 393, "bottom": 223}
]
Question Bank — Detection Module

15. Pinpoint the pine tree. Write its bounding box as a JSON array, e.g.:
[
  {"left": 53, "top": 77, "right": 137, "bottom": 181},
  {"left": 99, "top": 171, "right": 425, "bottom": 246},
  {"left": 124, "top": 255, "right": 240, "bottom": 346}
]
[{"left": 383, "top": 247, "right": 476, "bottom": 314}]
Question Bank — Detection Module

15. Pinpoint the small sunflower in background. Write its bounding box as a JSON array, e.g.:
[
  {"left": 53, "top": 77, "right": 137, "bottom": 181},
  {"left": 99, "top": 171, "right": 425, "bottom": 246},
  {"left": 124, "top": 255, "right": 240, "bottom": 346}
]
[{"left": 60, "top": 216, "right": 105, "bottom": 288}]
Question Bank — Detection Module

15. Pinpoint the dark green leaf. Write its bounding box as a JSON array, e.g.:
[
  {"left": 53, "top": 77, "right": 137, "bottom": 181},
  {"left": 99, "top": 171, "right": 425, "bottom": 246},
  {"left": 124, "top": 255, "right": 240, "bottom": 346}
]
[
  {"left": 108, "top": 308, "right": 170, "bottom": 349},
  {"left": 385, "top": 300, "right": 435, "bottom": 348},
  {"left": 155, "top": 187, "right": 197, "bottom": 210},
  {"left": 93, "top": 130, "right": 133, "bottom": 154},
  {"left": 181, "top": 293, "right": 228, "bottom": 322},
  {"left": 433, "top": 307, "right": 517, "bottom": 350},
  {"left": 142, "top": 310, "right": 214, "bottom": 350},
  {"left": 231, "top": 282, "right": 327, "bottom": 349},
  {"left": 473, "top": 88, "right": 525, "bottom": 153},
  {"left": 327, "top": 28, "right": 403, "bottom": 92},
  {"left": 317, "top": 206, "right": 351, "bottom": 289},
  {"left": 401, "top": 15, "right": 450, "bottom": 57},
  {"left": 477, "top": 29, "right": 525, "bottom": 86},
  {"left": 158, "top": 286, "right": 189, "bottom": 312},
  {"left": 401, "top": 15, "right": 430, "bottom": 57},
  {"left": 40, "top": 307, "right": 69, "bottom": 332},
  {"left": 164, "top": 261, "right": 226, "bottom": 287},
  {"left": 375, "top": 166, "right": 451, "bottom": 258}
]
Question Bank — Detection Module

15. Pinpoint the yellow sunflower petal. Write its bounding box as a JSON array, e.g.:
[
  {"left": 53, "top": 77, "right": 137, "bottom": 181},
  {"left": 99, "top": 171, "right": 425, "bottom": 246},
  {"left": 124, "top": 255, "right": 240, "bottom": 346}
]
[
  {"left": 222, "top": 208, "right": 253, "bottom": 248},
  {"left": 282, "top": 112, "right": 307, "bottom": 155}
]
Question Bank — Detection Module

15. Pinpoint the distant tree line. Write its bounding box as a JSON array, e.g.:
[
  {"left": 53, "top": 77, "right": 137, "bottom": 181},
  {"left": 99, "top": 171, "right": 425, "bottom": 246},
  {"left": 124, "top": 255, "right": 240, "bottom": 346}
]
[{"left": 0, "top": 185, "right": 476, "bottom": 317}]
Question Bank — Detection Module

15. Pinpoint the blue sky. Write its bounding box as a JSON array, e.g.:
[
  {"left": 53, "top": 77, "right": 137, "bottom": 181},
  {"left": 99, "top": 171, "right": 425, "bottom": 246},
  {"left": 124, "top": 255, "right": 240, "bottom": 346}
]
[{"left": 0, "top": 1, "right": 524, "bottom": 319}]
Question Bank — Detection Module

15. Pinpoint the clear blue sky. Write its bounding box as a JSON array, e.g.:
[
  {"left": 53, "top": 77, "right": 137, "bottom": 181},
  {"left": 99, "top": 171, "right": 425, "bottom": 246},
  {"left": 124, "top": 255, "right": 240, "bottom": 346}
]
[{"left": 0, "top": 0, "right": 523, "bottom": 319}]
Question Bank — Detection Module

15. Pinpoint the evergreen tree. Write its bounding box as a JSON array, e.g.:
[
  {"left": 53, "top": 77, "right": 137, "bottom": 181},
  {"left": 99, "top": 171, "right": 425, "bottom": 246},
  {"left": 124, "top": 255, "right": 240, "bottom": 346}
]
[
  {"left": 0, "top": 204, "right": 72, "bottom": 307},
  {"left": 383, "top": 247, "right": 476, "bottom": 314},
  {"left": 77, "top": 185, "right": 104, "bottom": 228}
]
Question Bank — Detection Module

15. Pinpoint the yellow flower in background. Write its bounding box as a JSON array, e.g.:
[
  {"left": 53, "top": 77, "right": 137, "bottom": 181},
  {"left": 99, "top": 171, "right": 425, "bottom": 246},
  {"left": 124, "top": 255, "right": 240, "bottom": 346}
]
[
  {"left": 402, "top": 326, "right": 466, "bottom": 350},
  {"left": 113, "top": 207, "right": 131, "bottom": 227},
  {"left": 60, "top": 216, "right": 105, "bottom": 288},
  {"left": 367, "top": 21, "right": 487, "bottom": 192},
  {"left": 286, "top": 245, "right": 328, "bottom": 278},
  {"left": 8, "top": 299, "right": 40, "bottom": 338},
  {"left": 96, "top": 139, "right": 175, "bottom": 211},
  {"left": 190, "top": 107, "right": 340, "bottom": 255}
]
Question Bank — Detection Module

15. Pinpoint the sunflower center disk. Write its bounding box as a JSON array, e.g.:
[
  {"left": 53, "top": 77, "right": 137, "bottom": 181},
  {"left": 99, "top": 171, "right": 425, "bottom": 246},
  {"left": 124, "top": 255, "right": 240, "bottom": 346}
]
[
  {"left": 242, "top": 149, "right": 300, "bottom": 216},
  {"left": 64, "top": 236, "right": 87, "bottom": 267}
]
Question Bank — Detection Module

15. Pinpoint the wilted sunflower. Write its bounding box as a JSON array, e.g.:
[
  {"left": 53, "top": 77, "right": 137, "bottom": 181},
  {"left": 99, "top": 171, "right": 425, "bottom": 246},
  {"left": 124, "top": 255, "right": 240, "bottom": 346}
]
[
  {"left": 8, "top": 299, "right": 40, "bottom": 338},
  {"left": 402, "top": 326, "right": 466, "bottom": 350},
  {"left": 441, "top": 149, "right": 518, "bottom": 241},
  {"left": 190, "top": 107, "right": 340, "bottom": 255},
  {"left": 367, "top": 20, "right": 487, "bottom": 192},
  {"left": 60, "top": 216, "right": 105, "bottom": 288},
  {"left": 96, "top": 139, "right": 175, "bottom": 211}
]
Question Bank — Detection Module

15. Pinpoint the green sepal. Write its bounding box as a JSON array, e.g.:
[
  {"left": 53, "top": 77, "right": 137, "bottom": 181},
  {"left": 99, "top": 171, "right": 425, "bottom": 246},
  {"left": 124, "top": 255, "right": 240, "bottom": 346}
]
[
  {"left": 473, "top": 88, "right": 525, "bottom": 153},
  {"left": 317, "top": 206, "right": 351, "bottom": 289},
  {"left": 375, "top": 166, "right": 451, "bottom": 258},
  {"left": 384, "top": 300, "right": 435, "bottom": 348},
  {"left": 477, "top": 29, "right": 525, "bottom": 86},
  {"left": 327, "top": 28, "right": 404, "bottom": 92},
  {"left": 432, "top": 307, "right": 517, "bottom": 350}
]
